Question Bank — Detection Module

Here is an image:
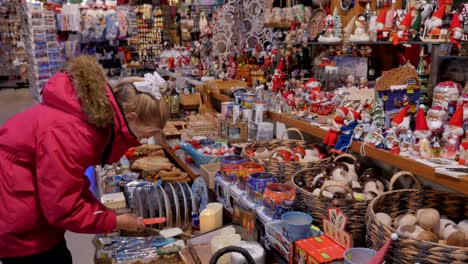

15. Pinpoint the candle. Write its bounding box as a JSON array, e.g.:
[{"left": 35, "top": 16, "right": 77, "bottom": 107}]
[
  {"left": 207, "top": 202, "right": 223, "bottom": 229},
  {"left": 200, "top": 208, "right": 216, "bottom": 233}
]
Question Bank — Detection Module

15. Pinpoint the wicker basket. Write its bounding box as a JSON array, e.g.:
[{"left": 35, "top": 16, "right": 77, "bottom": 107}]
[
  {"left": 366, "top": 175, "right": 468, "bottom": 264},
  {"left": 292, "top": 162, "right": 420, "bottom": 246},
  {"left": 241, "top": 128, "right": 330, "bottom": 183}
]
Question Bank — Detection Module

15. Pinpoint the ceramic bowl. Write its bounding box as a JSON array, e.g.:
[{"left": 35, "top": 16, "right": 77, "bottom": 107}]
[
  {"left": 246, "top": 172, "right": 275, "bottom": 205},
  {"left": 238, "top": 162, "right": 265, "bottom": 191},
  {"left": 220, "top": 155, "right": 247, "bottom": 182},
  {"left": 263, "top": 183, "right": 296, "bottom": 218},
  {"left": 282, "top": 211, "right": 313, "bottom": 241}
]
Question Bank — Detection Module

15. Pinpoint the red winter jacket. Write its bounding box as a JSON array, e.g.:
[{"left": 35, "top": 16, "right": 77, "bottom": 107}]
[{"left": 0, "top": 64, "right": 140, "bottom": 257}]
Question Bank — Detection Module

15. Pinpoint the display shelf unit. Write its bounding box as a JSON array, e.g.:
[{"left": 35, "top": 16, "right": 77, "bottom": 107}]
[{"left": 209, "top": 91, "right": 468, "bottom": 195}]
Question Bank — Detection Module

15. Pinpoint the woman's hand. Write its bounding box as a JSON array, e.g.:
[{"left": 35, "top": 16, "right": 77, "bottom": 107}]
[{"left": 116, "top": 213, "right": 145, "bottom": 231}]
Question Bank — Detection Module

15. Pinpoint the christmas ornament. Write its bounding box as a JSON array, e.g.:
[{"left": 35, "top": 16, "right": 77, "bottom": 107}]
[{"left": 410, "top": 7, "right": 423, "bottom": 40}]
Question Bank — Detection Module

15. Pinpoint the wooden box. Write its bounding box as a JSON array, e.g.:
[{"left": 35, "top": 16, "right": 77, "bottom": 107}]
[{"left": 219, "top": 119, "right": 248, "bottom": 143}]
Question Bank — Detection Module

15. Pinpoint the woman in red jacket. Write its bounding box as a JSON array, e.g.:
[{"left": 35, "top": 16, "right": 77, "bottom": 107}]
[{"left": 0, "top": 56, "right": 168, "bottom": 263}]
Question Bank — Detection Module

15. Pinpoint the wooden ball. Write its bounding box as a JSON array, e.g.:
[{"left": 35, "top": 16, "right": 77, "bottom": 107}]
[{"left": 417, "top": 209, "right": 440, "bottom": 231}]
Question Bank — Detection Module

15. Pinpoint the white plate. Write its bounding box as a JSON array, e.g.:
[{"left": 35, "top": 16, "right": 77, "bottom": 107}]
[
  {"left": 158, "top": 184, "right": 172, "bottom": 228},
  {"left": 165, "top": 183, "right": 181, "bottom": 228},
  {"left": 145, "top": 186, "right": 158, "bottom": 227},
  {"left": 176, "top": 182, "right": 189, "bottom": 230},
  {"left": 153, "top": 183, "right": 164, "bottom": 229}
]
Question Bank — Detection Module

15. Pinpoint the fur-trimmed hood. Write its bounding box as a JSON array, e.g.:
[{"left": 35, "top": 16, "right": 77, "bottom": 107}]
[{"left": 42, "top": 55, "right": 115, "bottom": 127}]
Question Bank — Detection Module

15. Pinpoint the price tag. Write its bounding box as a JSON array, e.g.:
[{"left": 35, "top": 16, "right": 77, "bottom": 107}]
[{"left": 407, "top": 89, "right": 414, "bottom": 94}]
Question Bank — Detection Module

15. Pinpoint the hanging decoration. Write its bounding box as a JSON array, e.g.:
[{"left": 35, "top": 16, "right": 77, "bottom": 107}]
[{"left": 211, "top": 0, "right": 273, "bottom": 62}]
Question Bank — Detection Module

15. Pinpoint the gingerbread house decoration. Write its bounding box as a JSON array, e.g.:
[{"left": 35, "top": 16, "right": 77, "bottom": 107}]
[{"left": 375, "top": 63, "right": 421, "bottom": 127}]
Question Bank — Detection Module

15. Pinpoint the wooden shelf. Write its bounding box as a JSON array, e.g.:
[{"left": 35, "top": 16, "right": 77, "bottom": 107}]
[
  {"left": 271, "top": 114, "right": 468, "bottom": 195},
  {"left": 209, "top": 90, "right": 468, "bottom": 194},
  {"left": 158, "top": 136, "right": 199, "bottom": 180}
]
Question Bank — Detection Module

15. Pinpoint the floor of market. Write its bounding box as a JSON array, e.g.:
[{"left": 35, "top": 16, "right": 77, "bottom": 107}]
[{"left": 0, "top": 88, "right": 95, "bottom": 264}]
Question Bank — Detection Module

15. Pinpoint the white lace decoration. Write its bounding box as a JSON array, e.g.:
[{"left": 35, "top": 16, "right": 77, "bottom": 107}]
[{"left": 133, "top": 71, "right": 166, "bottom": 100}]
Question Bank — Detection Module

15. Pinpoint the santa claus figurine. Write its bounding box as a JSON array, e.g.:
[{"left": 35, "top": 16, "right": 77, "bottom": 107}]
[
  {"left": 396, "top": 8, "right": 413, "bottom": 43},
  {"left": 323, "top": 107, "right": 348, "bottom": 147},
  {"left": 413, "top": 106, "right": 432, "bottom": 158},
  {"left": 458, "top": 141, "right": 468, "bottom": 165},
  {"left": 427, "top": 106, "right": 448, "bottom": 138},
  {"left": 272, "top": 58, "right": 285, "bottom": 93},
  {"left": 450, "top": 11, "right": 464, "bottom": 49},
  {"left": 442, "top": 104, "right": 465, "bottom": 159},
  {"left": 303, "top": 77, "right": 321, "bottom": 93},
  {"left": 425, "top": 4, "right": 445, "bottom": 39},
  {"left": 390, "top": 105, "right": 411, "bottom": 136},
  {"left": 432, "top": 81, "right": 462, "bottom": 114}
]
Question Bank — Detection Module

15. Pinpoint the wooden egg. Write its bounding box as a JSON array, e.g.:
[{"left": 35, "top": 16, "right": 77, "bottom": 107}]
[
  {"left": 376, "top": 212, "right": 392, "bottom": 227},
  {"left": 417, "top": 230, "right": 439, "bottom": 243},
  {"left": 395, "top": 213, "right": 417, "bottom": 228},
  {"left": 416, "top": 208, "right": 440, "bottom": 231}
]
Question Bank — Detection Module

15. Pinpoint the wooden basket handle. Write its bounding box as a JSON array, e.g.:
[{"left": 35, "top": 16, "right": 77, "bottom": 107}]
[
  {"left": 291, "top": 167, "right": 322, "bottom": 183},
  {"left": 319, "top": 181, "right": 353, "bottom": 199},
  {"left": 389, "top": 171, "right": 422, "bottom": 191},
  {"left": 279, "top": 127, "right": 305, "bottom": 141},
  {"left": 333, "top": 153, "right": 357, "bottom": 162}
]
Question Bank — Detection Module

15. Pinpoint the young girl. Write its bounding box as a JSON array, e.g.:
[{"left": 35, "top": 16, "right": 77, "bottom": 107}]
[{"left": 0, "top": 55, "right": 168, "bottom": 263}]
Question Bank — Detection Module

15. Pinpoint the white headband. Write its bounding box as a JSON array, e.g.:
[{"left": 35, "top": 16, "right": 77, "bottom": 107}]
[{"left": 132, "top": 71, "right": 167, "bottom": 100}]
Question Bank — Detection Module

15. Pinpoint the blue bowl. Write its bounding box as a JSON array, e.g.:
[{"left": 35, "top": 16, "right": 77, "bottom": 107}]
[{"left": 282, "top": 211, "right": 313, "bottom": 241}]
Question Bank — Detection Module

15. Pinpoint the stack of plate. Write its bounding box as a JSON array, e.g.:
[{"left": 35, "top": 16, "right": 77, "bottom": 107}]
[{"left": 131, "top": 177, "right": 209, "bottom": 231}]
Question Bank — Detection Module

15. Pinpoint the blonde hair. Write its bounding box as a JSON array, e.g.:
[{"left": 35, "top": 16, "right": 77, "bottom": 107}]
[{"left": 112, "top": 77, "right": 168, "bottom": 131}]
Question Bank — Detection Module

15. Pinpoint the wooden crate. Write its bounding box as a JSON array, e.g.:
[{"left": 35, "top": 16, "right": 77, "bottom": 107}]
[{"left": 219, "top": 119, "right": 248, "bottom": 143}]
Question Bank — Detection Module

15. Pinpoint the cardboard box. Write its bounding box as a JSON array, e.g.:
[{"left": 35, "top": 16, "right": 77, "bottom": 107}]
[{"left": 292, "top": 208, "right": 352, "bottom": 263}]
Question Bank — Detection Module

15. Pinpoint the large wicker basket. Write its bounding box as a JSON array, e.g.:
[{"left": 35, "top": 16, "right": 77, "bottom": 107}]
[
  {"left": 241, "top": 128, "right": 330, "bottom": 183},
  {"left": 367, "top": 186, "right": 468, "bottom": 263},
  {"left": 292, "top": 161, "right": 420, "bottom": 246}
]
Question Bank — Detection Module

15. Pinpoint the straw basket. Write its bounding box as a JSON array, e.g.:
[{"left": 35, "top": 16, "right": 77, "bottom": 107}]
[
  {"left": 241, "top": 128, "right": 330, "bottom": 183},
  {"left": 292, "top": 161, "right": 420, "bottom": 246},
  {"left": 366, "top": 173, "right": 468, "bottom": 264}
]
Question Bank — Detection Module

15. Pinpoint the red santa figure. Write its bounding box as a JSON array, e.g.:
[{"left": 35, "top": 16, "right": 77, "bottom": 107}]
[
  {"left": 458, "top": 141, "right": 468, "bottom": 165},
  {"left": 396, "top": 8, "right": 413, "bottom": 43},
  {"left": 303, "top": 77, "right": 321, "bottom": 93},
  {"left": 426, "top": 4, "right": 445, "bottom": 37},
  {"left": 376, "top": 3, "right": 388, "bottom": 40},
  {"left": 432, "top": 81, "right": 462, "bottom": 114},
  {"left": 323, "top": 107, "right": 348, "bottom": 147},
  {"left": 272, "top": 58, "right": 285, "bottom": 93},
  {"left": 391, "top": 105, "right": 411, "bottom": 136},
  {"left": 442, "top": 104, "right": 465, "bottom": 159},
  {"left": 450, "top": 12, "right": 464, "bottom": 49},
  {"left": 427, "top": 105, "right": 448, "bottom": 138},
  {"left": 442, "top": 103, "right": 465, "bottom": 141},
  {"left": 414, "top": 106, "right": 431, "bottom": 139}
]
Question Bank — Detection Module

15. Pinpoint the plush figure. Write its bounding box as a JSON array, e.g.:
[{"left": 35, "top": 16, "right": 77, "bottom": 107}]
[
  {"left": 390, "top": 105, "right": 411, "bottom": 136},
  {"left": 375, "top": 3, "right": 388, "bottom": 40},
  {"left": 426, "top": 4, "right": 444, "bottom": 36},
  {"left": 334, "top": 110, "right": 361, "bottom": 153},
  {"left": 117, "top": 9, "right": 128, "bottom": 39},
  {"left": 450, "top": 12, "right": 463, "bottom": 49},
  {"left": 272, "top": 59, "right": 285, "bottom": 92},
  {"left": 396, "top": 8, "right": 413, "bottom": 43},
  {"left": 323, "top": 107, "right": 348, "bottom": 147},
  {"left": 105, "top": 10, "right": 119, "bottom": 41}
]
